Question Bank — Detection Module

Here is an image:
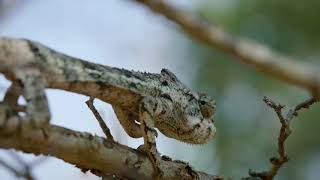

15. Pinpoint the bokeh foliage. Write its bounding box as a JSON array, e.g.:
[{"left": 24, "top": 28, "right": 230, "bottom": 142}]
[{"left": 178, "top": 0, "right": 320, "bottom": 179}]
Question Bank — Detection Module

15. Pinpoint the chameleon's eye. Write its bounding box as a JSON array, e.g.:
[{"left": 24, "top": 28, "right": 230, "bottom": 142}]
[
  {"left": 199, "top": 102, "right": 215, "bottom": 118},
  {"left": 198, "top": 93, "right": 216, "bottom": 119},
  {"left": 200, "top": 100, "right": 206, "bottom": 105}
]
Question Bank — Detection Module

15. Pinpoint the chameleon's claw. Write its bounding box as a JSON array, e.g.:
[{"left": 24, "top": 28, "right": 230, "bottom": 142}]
[
  {"left": 137, "top": 144, "right": 163, "bottom": 179},
  {"left": 148, "top": 127, "right": 158, "bottom": 138},
  {"left": 0, "top": 103, "right": 22, "bottom": 134},
  {"left": 16, "top": 69, "right": 51, "bottom": 129},
  {"left": 137, "top": 144, "right": 146, "bottom": 153}
]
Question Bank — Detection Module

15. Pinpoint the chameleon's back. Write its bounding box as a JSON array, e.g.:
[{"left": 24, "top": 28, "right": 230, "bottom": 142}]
[
  {"left": 0, "top": 37, "right": 36, "bottom": 73},
  {"left": 23, "top": 39, "right": 166, "bottom": 110}
]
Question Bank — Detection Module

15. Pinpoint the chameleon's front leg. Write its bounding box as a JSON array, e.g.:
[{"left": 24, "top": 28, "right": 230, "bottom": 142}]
[
  {"left": 113, "top": 105, "right": 142, "bottom": 138},
  {"left": 3, "top": 68, "right": 51, "bottom": 128},
  {"left": 0, "top": 82, "right": 21, "bottom": 128},
  {"left": 139, "top": 97, "right": 162, "bottom": 179},
  {"left": 19, "top": 69, "right": 51, "bottom": 128},
  {"left": 3, "top": 81, "right": 23, "bottom": 111}
]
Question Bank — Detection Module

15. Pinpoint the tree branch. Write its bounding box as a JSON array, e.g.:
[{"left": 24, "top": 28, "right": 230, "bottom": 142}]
[
  {"left": 132, "top": 0, "right": 320, "bottom": 97},
  {"left": 0, "top": 103, "right": 221, "bottom": 180}
]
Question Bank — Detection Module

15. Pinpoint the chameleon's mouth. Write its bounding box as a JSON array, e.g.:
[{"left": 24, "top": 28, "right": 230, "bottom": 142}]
[
  {"left": 157, "top": 116, "right": 216, "bottom": 144},
  {"left": 170, "top": 118, "right": 216, "bottom": 145},
  {"left": 184, "top": 120, "right": 216, "bottom": 144}
]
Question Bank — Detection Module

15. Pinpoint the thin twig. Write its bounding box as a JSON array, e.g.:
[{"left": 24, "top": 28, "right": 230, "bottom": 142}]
[
  {"left": 85, "top": 97, "right": 114, "bottom": 141},
  {"left": 0, "top": 154, "right": 34, "bottom": 180},
  {"left": 246, "top": 96, "right": 318, "bottom": 180},
  {"left": 7, "top": 151, "right": 44, "bottom": 180},
  {"left": 0, "top": 158, "right": 22, "bottom": 177},
  {"left": 290, "top": 97, "right": 318, "bottom": 119},
  {"left": 8, "top": 150, "right": 48, "bottom": 168},
  {"left": 133, "top": 0, "right": 320, "bottom": 97},
  {"left": 7, "top": 150, "right": 26, "bottom": 164}
]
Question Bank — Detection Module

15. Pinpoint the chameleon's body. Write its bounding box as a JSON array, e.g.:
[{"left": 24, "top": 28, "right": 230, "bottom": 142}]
[{"left": 0, "top": 37, "right": 216, "bottom": 178}]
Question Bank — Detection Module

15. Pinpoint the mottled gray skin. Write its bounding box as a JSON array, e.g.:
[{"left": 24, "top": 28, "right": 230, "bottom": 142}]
[{"left": 0, "top": 37, "right": 216, "bottom": 144}]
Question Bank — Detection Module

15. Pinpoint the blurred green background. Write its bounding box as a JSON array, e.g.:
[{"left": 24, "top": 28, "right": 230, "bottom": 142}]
[{"left": 176, "top": 0, "right": 320, "bottom": 179}]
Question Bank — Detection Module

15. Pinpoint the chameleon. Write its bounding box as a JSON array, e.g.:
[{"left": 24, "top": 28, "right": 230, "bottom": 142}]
[{"left": 0, "top": 37, "right": 216, "bottom": 178}]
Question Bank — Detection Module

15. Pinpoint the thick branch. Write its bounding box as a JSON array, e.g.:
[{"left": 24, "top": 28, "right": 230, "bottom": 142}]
[
  {"left": 0, "top": 104, "right": 221, "bottom": 180},
  {"left": 133, "top": 0, "right": 320, "bottom": 96}
]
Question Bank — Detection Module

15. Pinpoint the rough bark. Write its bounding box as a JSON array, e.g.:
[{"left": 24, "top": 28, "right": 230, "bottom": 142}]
[{"left": 0, "top": 102, "right": 220, "bottom": 180}]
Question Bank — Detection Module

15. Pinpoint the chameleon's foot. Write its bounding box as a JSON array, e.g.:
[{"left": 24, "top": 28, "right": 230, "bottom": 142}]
[
  {"left": 24, "top": 114, "right": 49, "bottom": 129},
  {"left": 0, "top": 102, "right": 22, "bottom": 134},
  {"left": 137, "top": 144, "right": 163, "bottom": 179},
  {"left": 14, "top": 69, "right": 51, "bottom": 129},
  {"left": 149, "top": 153, "right": 163, "bottom": 180},
  {"left": 139, "top": 97, "right": 164, "bottom": 179}
]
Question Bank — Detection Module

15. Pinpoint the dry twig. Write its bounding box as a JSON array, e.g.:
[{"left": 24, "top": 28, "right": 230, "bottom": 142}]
[
  {"left": 86, "top": 97, "right": 114, "bottom": 141},
  {"left": 245, "top": 97, "right": 318, "bottom": 180},
  {"left": 0, "top": 150, "right": 47, "bottom": 180},
  {"left": 0, "top": 157, "right": 33, "bottom": 180}
]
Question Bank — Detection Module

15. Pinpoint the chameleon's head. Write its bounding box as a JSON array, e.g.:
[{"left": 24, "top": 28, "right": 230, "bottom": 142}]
[
  {"left": 159, "top": 69, "right": 216, "bottom": 144},
  {"left": 182, "top": 92, "right": 216, "bottom": 144}
]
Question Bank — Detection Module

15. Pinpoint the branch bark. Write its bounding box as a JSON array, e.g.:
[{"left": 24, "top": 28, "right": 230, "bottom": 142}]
[
  {"left": 132, "top": 0, "right": 320, "bottom": 97},
  {"left": 0, "top": 103, "right": 221, "bottom": 180}
]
